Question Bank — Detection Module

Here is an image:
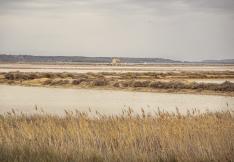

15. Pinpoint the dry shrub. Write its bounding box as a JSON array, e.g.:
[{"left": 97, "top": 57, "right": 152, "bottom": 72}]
[
  {"left": 71, "top": 74, "right": 89, "bottom": 80},
  {"left": 100, "top": 72, "right": 117, "bottom": 76},
  {"left": 149, "top": 81, "right": 234, "bottom": 92},
  {"left": 43, "top": 79, "right": 53, "bottom": 85},
  {"left": 4, "top": 72, "right": 40, "bottom": 80},
  {"left": 120, "top": 73, "right": 138, "bottom": 79},
  {"left": 120, "top": 80, "right": 133, "bottom": 87},
  {"left": 43, "top": 73, "right": 57, "bottom": 79},
  {"left": 57, "top": 72, "right": 74, "bottom": 78},
  {"left": 72, "top": 79, "right": 84, "bottom": 85},
  {"left": 4, "top": 72, "right": 18, "bottom": 80},
  {"left": 131, "top": 81, "right": 150, "bottom": 87},
  {"left": 92, "top": 79, "right": 108, "bottom": 86},
  {"left": 149, "top": 81, "right": 166, "bottom": 88},
  {"left": 168, "top": 81, "right": 187, "bottom": 89},
  {"left": 190, "top": 81, "right": 234, "bottom": 91},
  {"left": 95, "top": 74, "right": 105, "bottom": 79},
  {"left": 218, "top": 81, "right": 234, "bottom": 91},
  {"left": 112, "top": 82, "right": 120, "bottom": 87},
  {"left": 49, "top": 79, "right": 69, "bottom": 85}
]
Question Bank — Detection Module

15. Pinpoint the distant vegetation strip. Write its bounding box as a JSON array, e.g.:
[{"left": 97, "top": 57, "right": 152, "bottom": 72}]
[
  {"left": 0, "top": 71, "right": 234, "bottom": 94},
  {"left": 1, "top": 54, "right": 234, "bottom": 64},
  {"left": 0, "top": 109, "right": 233, "bottom": 162},
  {"left": 0, "top": 54, "right": 181, "bottom": 63}
]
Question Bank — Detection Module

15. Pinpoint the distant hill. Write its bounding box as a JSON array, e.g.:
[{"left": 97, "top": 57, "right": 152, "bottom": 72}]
[
  {"left": 201, "top": 59, "right": 234, "bottom": 64},
  {"left": 0, "top": 54, "right": 181, "bottom": 64},
  {"left": 0, "top": 54, "right": 233, "bottom": 64}
]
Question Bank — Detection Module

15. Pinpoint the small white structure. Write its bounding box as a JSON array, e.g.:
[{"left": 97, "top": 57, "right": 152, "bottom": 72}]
[{"left": 111, "top": 58, "right": 121, "bottom": 65}]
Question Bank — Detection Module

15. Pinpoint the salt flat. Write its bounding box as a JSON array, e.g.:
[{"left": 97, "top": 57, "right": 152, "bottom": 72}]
[{"left": 0, "top": 63, "right": 234, "bottom": 73}]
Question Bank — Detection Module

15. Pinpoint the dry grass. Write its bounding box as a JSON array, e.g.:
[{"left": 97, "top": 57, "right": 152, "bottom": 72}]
[{"left": 0, "top": 110, "right": 233, "bottom": 162}]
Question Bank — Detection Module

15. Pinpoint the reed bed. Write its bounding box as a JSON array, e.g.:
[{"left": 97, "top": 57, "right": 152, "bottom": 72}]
[{"left": 0, "top": 109, "right": 233, "bottom": 162}]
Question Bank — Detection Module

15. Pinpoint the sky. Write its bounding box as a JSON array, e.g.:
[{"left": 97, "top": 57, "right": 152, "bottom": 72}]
[{"left": 0, "top": 0, "right": 234, "bottom": 61}]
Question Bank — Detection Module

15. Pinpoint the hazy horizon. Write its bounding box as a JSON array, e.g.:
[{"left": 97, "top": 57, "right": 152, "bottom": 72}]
[{"left": 0, "top": 0, "right": 234, "bottom": 61}]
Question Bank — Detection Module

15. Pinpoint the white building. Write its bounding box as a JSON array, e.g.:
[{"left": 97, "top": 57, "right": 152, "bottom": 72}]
[{"left": 111, "top": 58, "right": 121, "bottom": 65}]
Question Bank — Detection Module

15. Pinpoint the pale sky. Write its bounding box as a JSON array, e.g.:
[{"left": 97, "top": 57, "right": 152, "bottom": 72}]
[{"left": 0, "top": 0, "right": 234, "bottom": 61}]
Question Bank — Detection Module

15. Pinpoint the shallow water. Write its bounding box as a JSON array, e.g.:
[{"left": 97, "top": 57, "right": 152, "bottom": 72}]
[
  {"left": 0, "top": 85, "right": 233, "bottom": 115},
  {"left": 1, "top": 64, "right": 234, "bottom": 73}
]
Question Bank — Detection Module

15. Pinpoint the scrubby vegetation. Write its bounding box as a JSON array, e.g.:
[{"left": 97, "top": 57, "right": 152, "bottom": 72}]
[
  {"left": 1, "top": 71, "right": 234, "bottom": 94},
  {"left": 0, "top": 110, "right": 233, "bottom": 162},
  {"left": 72, "top": 79, "right": 84, "bottom": 85},
  {"left": 149, "top": 80, "right": 234, "bottom": 91},
  {"left": 91, "top": 79, "right": 108, "bottom": 86},
  {"left": 2, "top": 71, "right": 234, "bottom": 81}
]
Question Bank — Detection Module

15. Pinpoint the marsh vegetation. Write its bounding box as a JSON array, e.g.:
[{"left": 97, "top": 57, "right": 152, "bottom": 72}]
[
  {"left": 1, "top": 71, "right": 234, "bottom": 95},
  {"left": 0, "top": 110, "right": 233, "bottom": 162}
]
